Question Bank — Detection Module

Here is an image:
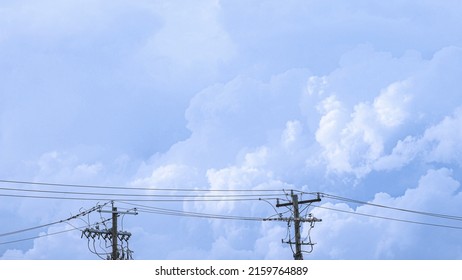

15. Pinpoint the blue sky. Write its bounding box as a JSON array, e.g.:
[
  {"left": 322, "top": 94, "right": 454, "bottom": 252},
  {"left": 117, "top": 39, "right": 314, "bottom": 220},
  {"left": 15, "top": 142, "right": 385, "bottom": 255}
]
[{"left": 1, "top": 0, "right": 462, "bottom": 259}]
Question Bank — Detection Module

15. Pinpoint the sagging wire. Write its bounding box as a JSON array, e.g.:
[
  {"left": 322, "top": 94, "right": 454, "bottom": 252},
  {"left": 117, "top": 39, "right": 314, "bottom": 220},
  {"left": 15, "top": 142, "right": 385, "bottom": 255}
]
[
  {"left": 301, "top": 214, "right": 317, "bottom": 254},
  {"left": 259, "top": 198, "right": 281, "bottom": 218}
]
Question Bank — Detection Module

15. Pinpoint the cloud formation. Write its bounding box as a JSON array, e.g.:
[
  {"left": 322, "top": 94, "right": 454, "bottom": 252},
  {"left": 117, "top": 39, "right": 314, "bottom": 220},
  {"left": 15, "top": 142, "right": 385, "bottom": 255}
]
[
  {"left": 1, "top": 0, "right": 462, "bottom": 260},
  {"left": 311, "top": 168, "right": 462, "bottom": 259},
  {"left": 311, "top": 46, "right": 462, "bottom": 178}
]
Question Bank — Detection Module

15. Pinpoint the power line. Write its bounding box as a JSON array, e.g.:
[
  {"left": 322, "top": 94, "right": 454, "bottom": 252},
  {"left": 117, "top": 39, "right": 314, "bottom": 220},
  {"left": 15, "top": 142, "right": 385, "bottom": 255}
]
[
  {"left": 3, "top": 179, "right": 459, "bottom": 223},
  {"left": 3, "top": 187, "right": 461, "bottom": 229},
  {"left": 0, "top": 193, "right": 115, "bottom": 201},
  {"left": 0, "top": 193, "right": 280, "bottom": 202},
  {"left": 316, "top": 192, "right": 462, "bottom": 222},
  {"left": 0, "top": 219, "right": 110, "bottom": 246},
  {"left": 4, "top": 181, "right": 462, "bottom": 259},
  {"left": 118, "top": 201, "right": 267, "bottom": 221},
  {"left": 0, "top": 227, "right": 78, "bottom": 246},
  {"left": 4, "top": 188, "right": 460, "bottom": 229},
  {"left": 313, "top": 205, "right": 462, "bottom": 230},
  {"left": 136, "top": 208, "right": 263, "bottom": 221},
  {"left": 0, "top": 179, "right": 283, "bottom": 192},
  {"left": 0, "top": 202, "right": 107, "bottom": 238},
  {"left": 0, "top": 186, "right": 283, "bottom": 198},
  {"left": 0, "top": 220, "right": 66, "bottom": 238}
]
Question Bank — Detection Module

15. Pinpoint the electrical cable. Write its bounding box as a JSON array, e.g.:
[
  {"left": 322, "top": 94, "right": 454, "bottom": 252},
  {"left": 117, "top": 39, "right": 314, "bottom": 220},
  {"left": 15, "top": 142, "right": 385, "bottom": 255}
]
[
  {"left": 0, "top": 179, "right": 283, "bottom": 192},
  {"left": 313, "top": 204, "right": 462, "bottom": 230},
  {"left": 0, "top": 227, "right": 77, "bottom": 246},
  {"left": 0, "top": 202, "right": 108, "bottom": 237},
  {"left": 135, "top": 207, "right": 264, "bottom": 221},
  {"left": 4, "top": 179, "right": 460, "bottom": 223},
  {"left": 0, "top": 219, "right": 109, "bottom": 246},
  {"left": 118, "top": 201, "right": 279, "bottom": 222},
  {"left": 0, "top": 192, "right": 282, "bottom": 202},
  {"left": 0, "top": 186, "right": 284, "bottom": 198},
  {"left": 316, "top": 192, "right": 462, "bottom": 222},
  {"left": 258, "top": 198, "right": 281, "bottom": 217}
]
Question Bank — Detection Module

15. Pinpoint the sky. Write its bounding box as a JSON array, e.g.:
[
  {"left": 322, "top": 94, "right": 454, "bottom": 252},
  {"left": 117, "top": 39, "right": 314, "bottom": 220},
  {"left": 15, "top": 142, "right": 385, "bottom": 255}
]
[{"left": 1, "top": 0, "right": 462, "bottom": 260}]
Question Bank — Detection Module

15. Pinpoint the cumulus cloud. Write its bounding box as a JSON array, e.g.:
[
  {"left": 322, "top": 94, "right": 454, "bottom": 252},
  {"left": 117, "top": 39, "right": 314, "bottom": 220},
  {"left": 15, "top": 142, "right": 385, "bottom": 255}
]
[
  {"left": 310, "top": 168, "right": 462, "bottom": 259},
  {"left": 1, "top": 224, "right": 94, "bottom": 260},
  {"left": 374, "top": 107, "right": 462, "bottom": 171},
  {"left": 142, "top": 0, "right": 236, "bottom": 74},
  {"left": 0, "top": 0, "right": 233, "bottom": 170},
  {"left": 160, "top": 45, "right": 462, "bottom": 259},
  {"left": 374, "top": 81, "right": 412, "bottom": 128},
  {"left": 133, "top": 164, "right": 200, "bottom": 189},
  {"left": 2, "top": 0, "right": 462, "bottom": 260},
  {"left": 422, "top": 108, "right": 462, "bottom": 165},
  {"left": 310, "top": 46, "right": 462, "bottom": 178}
]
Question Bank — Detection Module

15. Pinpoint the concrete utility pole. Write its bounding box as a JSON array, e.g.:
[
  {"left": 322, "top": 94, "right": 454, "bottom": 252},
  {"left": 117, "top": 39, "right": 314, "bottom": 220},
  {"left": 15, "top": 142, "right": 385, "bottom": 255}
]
[
  {"left": 292, "top": 193, "right": 303, "bottom": 260},
  {"left": 276, "top": 191, "right": 322, "bottom": 260},
  {"left": 111, "top": 204, "right": 118, "bottom": 260}
]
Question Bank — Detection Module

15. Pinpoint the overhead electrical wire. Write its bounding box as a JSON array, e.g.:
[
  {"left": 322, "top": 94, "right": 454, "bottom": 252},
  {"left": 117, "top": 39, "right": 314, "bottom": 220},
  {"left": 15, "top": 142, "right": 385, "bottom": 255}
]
[
  {"left": 0, "top": 226, "right": 78, "bottom": 246},
  {"left": 0, "top": 179, "right": 283, "bottom": 192},
  {"left": 118, "top": 201, "right": 266, "bottom": 221},
  {"left": 293, "top": 191, "right": 462, "bottom": 230},
  {"left": 0, "top": 186, "right": 282, "bottom": 198},
  {"left": 0, "top": 179, "right": 288, "bottom": 204},
  {"left": 312, "top": 205, "right": 462, "bottom": 230},
  {"left": 0, "top": 218, "right": 111, "bottom": 246},
  {"left": 0, "top": 219, "right": 68, "bottom": 238},
  {"left": 313, "top": 192, "right": 462, "bottom": 222},
  {"left": 0, "top": 202, "right": 108, "bottom": 238},
  {"left": 0, "top": 193, "right": 281, "bottom": 202},
  {"left": 0, "top": 193, "right": 116, "bottom": 201},
  {"left": 2, "top": 177, "right": 462, "bottom": 234},
  {"left": 3, "top": 188, "right": 459, "bottom": 230},
  {"left": 3, "top": 179, "right": 459, "bottom": 219},
  {"left": 136, "top": 208, "right": 262, "bottom": 221}
]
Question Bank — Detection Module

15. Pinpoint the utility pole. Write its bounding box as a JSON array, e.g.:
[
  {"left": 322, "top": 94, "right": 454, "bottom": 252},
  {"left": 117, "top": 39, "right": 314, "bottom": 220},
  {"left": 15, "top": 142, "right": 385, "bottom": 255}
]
[
  {"left": 276, "top": 191, "right": 322, "bottom": 260},
  {"left": 82, "top": 201, "right": 137, "bottom": 260},
  {"left": 111, "top": 203, "right": 118, "bottom": 260},
  {"left": 292, "top": 193, "right": 303, "bottom": 260}
]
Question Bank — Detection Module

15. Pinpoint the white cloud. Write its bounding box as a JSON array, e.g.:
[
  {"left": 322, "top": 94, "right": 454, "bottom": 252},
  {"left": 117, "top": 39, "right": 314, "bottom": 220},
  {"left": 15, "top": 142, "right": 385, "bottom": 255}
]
[
  {"left": 142, "top": 0, "right": 236, "bottom": 73},
  {"left": 133, "top": 164, "right": 200, "bottom": 189},
  {"left": 310, "top": 168, "right": 462, "bottom": 259},
  {"left": 315, "top": 96, "right": 352, "bottom": 173},
  {"left": 1, "top": 224, "right": 95, "bottom": 260},
  {"left": 422, "top": 108, "right": 462, "bottom": 165},
  {"left": 374, "top": 81, "right": 412, "bottom": 127},
  {"left": 310, "top": 46, "right": 462, "bottom": 178},
  {"left": 27, "top": 151, "right": 114, "bottom": 187},
  {"left": 2, "top": 0, "right": 462, "bottom": 260},
  {"left": 375, "top": 107, "right": 462, "bottom": 170},
  {"left": 314, "top": 95, "right": 387, "bottom": 177},
  {"left": 373, "top": 136, "right": 420, "bottom": 171},
  {"left": 130, "top": 44, "right": 462, "bottom": 259},
  {"left": 281, "top": 120, "right": 303, "bottom": 150},
  {"left": 254, "top": 222, "right": 290, "bottom": 259}
]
